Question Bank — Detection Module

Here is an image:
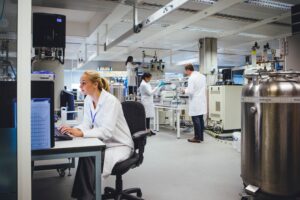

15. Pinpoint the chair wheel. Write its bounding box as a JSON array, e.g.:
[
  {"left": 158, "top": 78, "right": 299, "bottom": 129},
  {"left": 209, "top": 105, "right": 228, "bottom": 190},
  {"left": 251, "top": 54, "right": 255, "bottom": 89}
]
[
  {"left": 56, "top": 168, "right": 66, "bottom": 177},
  {"left": 137, "top": 190, "right": 142, "bottom": 197},
  {"left": 104, "top": 187, "right": 114, "bottom": 194}
]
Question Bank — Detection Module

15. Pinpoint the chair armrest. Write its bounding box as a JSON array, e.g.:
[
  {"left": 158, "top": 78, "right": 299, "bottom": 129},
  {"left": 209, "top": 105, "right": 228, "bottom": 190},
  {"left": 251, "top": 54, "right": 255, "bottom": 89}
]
[
  {"left": 132, "top": 130, "right": 149, "bottom": 140},
  {"left": 132, "top": 130, "right": 148, "bottom": 166}
]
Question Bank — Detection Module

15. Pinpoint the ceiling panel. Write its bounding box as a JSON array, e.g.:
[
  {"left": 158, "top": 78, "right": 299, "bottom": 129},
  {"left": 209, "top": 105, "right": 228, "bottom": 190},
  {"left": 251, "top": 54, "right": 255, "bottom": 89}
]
[
  {"left": 179, "top": 1, "right": 211, "bottom": 11},
  {"left": 191, "top": 16, "right": 250, "bottom": 32},
  {"left": 218, "top": 35, "right": 257, "bottom": 48},
  {"left": 32, "top": 0, "right": 121, "bottom": 12},
  {"left": 122, "top": 3, "right": 196, "bottom": 26},
  {"left": 277, "top": 18, "right": 292, "bottom": 24},
  {"left": 244, "top": 24, "right": 291, "bottom": 36},
  {"left": 118, "top": 28, "right": 162, "bottom": 46},
  {"left": 220, "top": 2, "right": 288, "bottom": 20},
  {"left": 283, "top": 0, "right": 300, "bottom": 4}
]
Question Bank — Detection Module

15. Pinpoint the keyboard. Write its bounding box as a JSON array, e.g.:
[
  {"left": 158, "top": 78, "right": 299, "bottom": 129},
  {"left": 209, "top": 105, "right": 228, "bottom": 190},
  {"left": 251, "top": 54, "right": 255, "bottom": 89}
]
[{"left": 55, "top": 128, "right": 73, "bottom": 141}]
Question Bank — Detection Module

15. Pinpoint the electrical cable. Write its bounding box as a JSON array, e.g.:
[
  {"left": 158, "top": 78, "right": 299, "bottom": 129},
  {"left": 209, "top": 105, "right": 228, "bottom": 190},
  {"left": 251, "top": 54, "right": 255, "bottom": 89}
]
[
  {"left": 0, "top": 0, "right": 5, "bottom": 20},
  {"left": 1, "top": 59, "right": 16, "bottom": 79}
]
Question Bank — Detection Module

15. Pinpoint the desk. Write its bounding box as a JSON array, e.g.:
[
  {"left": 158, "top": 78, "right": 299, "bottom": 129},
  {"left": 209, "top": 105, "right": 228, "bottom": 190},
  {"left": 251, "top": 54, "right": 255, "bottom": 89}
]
[
  {"left": 32, "top": 138, "right": 106, "bottom": 200},
  {"left": 154, "top": 104, "right": 188, "bottom": 139}
]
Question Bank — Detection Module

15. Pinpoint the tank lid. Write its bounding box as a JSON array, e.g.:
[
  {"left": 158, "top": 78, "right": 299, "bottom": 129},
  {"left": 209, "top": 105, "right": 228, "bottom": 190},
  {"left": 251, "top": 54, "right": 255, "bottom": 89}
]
[
  {"left": 244, "top": 71, "right": 300, "bottom": 79},
  {"left": 268, "top": 71, "right": 300, "bottom": 77}
]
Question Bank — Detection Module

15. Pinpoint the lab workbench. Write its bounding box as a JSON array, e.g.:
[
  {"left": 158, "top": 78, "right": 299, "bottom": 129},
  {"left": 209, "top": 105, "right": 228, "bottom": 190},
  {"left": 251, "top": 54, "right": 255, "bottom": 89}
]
[
  {"left": 153, "top": 104, "right": 188, "bottom": 139},
  {"left": 32, "top": 138, "right": 106, "bottom": 200}
]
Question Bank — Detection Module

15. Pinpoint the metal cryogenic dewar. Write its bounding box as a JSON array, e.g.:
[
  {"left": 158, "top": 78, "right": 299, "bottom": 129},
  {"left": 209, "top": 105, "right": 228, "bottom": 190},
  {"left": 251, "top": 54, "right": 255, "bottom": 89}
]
[{"left": 241, "top": 71, "right": 300, "bottom": 198}]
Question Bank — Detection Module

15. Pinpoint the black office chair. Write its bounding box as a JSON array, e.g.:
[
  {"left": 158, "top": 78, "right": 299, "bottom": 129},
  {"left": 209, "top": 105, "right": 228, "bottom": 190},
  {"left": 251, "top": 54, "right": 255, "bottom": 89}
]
[{"left": 102, "top": 101, "right": 149, "bottom": 200}]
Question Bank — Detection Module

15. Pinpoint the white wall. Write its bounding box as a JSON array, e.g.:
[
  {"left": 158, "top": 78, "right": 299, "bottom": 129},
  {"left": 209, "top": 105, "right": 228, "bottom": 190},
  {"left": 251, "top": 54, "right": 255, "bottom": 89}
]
[
  {"left": 164, "top": 64, "right": 185, "bottom": 74},
  {"left": 64, "top": 70, "right": 84, "bottom": 90}
]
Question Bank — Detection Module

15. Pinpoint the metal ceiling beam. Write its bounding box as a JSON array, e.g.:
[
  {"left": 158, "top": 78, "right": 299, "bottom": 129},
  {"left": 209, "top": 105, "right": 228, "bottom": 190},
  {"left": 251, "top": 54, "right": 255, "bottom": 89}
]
[
  {"left": 106, "top": 0, "right": 243, "bottom": 60},
  {"left": 104, "top": 0, "right": 191, "bottom": 51},
  {"left": 129, "top": 0, "right": 243, "bottom": 51},
  {"left": 141, "top": 2, "right": 291, "bottom": 27}
]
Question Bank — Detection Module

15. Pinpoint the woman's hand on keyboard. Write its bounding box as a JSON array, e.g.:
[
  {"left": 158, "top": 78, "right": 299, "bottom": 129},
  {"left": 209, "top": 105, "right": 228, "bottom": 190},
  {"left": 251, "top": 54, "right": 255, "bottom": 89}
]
[
  {"left": 59, "top": 125, "right": 83, "bottom": 137},
  {"left": 68, "top": 128, "right": 83, "bottom": 137}
]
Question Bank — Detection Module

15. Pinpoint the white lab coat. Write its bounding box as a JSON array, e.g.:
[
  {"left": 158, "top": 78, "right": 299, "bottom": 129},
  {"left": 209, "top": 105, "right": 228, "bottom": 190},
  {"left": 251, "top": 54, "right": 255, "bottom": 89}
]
[
  {"left": 139, "top": 80, "right": 159, "bottom": 118},
  {"left": 126, "top": 62, "right": 137, "bottom": 86},
  {"left": 76, "top": 90, "right": 134, "bottom": 177},
  {"left": 185, "top": 71, "right": 207, "bottom": 116}
]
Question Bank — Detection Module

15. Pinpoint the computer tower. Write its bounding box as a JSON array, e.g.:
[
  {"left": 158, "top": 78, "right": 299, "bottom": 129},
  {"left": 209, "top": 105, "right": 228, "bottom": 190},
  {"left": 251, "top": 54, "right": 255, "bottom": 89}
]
[
  {"left": 0, "top": 80, "right": 55, "bottom": 148},
  {"left": 33, "top": 13, "right": 66, "bottom": 48}
]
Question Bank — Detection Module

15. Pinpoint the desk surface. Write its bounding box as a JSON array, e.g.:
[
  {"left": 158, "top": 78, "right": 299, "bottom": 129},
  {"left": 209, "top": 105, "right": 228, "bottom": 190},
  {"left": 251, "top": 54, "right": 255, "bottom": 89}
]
[
  {"left": 32, "top": 137, "right": 106, "bottom": 156},
  {"left": 31, "top": 137, "right": 104, "bottom": 200},
  {"left": 154, "top": 104, "right": 187, "bottom": 109}
]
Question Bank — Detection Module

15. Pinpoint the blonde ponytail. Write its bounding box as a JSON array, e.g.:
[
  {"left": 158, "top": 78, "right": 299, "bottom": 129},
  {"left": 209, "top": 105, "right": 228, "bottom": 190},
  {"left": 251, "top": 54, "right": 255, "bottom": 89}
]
[{"left": 100, "top": 77, "right": 110, "bottom": 92}]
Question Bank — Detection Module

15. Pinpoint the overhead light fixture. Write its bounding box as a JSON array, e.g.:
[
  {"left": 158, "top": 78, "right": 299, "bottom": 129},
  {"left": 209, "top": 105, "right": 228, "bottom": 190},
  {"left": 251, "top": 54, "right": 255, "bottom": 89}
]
[
  {"left": 238, "top": 32, "right": 269, "bottom": 38},
  {"left": 244, "top": 0, "right": 293, "bottom": 10},
  {"left": 192, "top": 0, "right": 218, "bottom": 5}
]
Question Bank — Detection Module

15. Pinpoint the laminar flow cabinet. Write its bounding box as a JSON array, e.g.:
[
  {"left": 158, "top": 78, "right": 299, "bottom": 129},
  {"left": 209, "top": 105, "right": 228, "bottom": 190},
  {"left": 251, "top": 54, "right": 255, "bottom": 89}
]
[{"left": 208, "top": 85, "right": 243, "bottom": 132}]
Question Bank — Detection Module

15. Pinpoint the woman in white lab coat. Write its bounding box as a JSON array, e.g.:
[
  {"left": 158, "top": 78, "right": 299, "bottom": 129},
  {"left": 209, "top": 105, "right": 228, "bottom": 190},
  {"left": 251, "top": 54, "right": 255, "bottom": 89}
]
[
  {"left": 126, "top": 56, "right": 138, "bottom": 95},
  {"left": 59, "top": 70, "right": 134, "bottom": 200},
  {"left": 139, "top": 72, "right": 163, "bottom": 136}
]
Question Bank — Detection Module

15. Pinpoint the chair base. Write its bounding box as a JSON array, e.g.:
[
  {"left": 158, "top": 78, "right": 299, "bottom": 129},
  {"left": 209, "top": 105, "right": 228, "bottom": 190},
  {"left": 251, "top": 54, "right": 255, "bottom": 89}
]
[{"left": 102, "top": 186, "right": 143, "bottom": 200}]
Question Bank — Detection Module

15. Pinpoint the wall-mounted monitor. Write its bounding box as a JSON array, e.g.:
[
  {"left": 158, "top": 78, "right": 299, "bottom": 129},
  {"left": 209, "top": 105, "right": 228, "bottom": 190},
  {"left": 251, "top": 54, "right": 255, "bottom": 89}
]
[{"left": 33, "top": 13, "right": 66, "bottom": 48}]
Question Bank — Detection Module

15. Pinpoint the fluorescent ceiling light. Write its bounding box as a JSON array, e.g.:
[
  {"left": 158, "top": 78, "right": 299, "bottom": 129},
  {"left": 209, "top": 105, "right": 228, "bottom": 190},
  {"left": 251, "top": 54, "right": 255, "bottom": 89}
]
[
  {"left": 182, "top": 26, "right": 222, "bottom": 33},
  {"left": 192, "top": 0, "right": 218, "bottom": 5},
  {"left": 245, "top": 0, "right": 293, "bottom": 10},
  {"left": 238, "top": 32, "right": 269, "bottom": 38}
]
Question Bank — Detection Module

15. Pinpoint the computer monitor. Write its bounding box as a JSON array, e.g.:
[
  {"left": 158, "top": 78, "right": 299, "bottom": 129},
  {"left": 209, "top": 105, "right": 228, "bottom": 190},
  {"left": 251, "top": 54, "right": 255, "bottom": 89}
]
[
  {"left": 232, "top": 69, "right": 244, "bottom": 85},
  {"left": 60, "top": 90, "right": 75, "bottom": 120},
  {"left": 222, "top": 68, "right": 232, "bottom": 81},
  {"left": 72, "top": 89, "right": 77, "bottom": 100}
]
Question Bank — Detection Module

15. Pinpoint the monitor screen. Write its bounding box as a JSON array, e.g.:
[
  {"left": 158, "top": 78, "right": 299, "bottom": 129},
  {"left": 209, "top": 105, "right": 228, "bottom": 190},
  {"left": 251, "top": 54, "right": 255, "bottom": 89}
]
[
  {"left": 222, "top": 68, "right": 232, "bottom": 81},
  {"left": 60, "top": 90, "right": 75, "bottom": 120},
  {"left": 232, "top": 70, "right": 244, "bottom": 85}
]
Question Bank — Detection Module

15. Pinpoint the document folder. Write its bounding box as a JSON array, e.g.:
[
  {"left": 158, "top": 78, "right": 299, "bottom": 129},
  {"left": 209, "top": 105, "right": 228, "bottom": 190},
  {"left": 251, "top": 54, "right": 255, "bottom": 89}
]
[{"left": 31, "top": 98, "right": 51, "bottom": 150}]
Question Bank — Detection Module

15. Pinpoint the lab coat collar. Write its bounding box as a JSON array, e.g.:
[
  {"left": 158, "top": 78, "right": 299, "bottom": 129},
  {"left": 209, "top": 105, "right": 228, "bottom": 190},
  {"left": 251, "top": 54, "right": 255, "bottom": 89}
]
[
  {"left": 89, "top": 89, "right": 109, "bottom": 112},
  {"left": 98, "top": 89, "right": 109, "bottom": 107},
  {"left": 141, "top": 80, "right": 147, "bottom": 85},
  {"left": 191, "top": 71, "right": 198, "bottom": 76}
]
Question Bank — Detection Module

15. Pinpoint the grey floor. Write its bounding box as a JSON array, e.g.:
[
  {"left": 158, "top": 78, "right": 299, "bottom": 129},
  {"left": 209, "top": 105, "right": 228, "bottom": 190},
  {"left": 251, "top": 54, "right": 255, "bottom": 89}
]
[{"left": 33, "top": 129, "right": 243, "bottom": 200}]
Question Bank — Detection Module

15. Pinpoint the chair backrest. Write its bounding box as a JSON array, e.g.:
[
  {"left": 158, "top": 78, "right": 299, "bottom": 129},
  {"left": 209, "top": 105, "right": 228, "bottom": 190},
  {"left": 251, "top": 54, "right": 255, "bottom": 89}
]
[
  {"left": 122, "top": 101, "right": 146, "bottom": 134},
  {"left": 121, "top": 101, "right": 147, "bottom": 167}
]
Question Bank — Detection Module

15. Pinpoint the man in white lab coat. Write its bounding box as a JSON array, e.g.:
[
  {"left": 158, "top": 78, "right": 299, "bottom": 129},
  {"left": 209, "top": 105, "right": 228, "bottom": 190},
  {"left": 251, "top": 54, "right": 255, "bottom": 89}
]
[{"left": 184, "top": 64, "right": 207, "bottom": 143}]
